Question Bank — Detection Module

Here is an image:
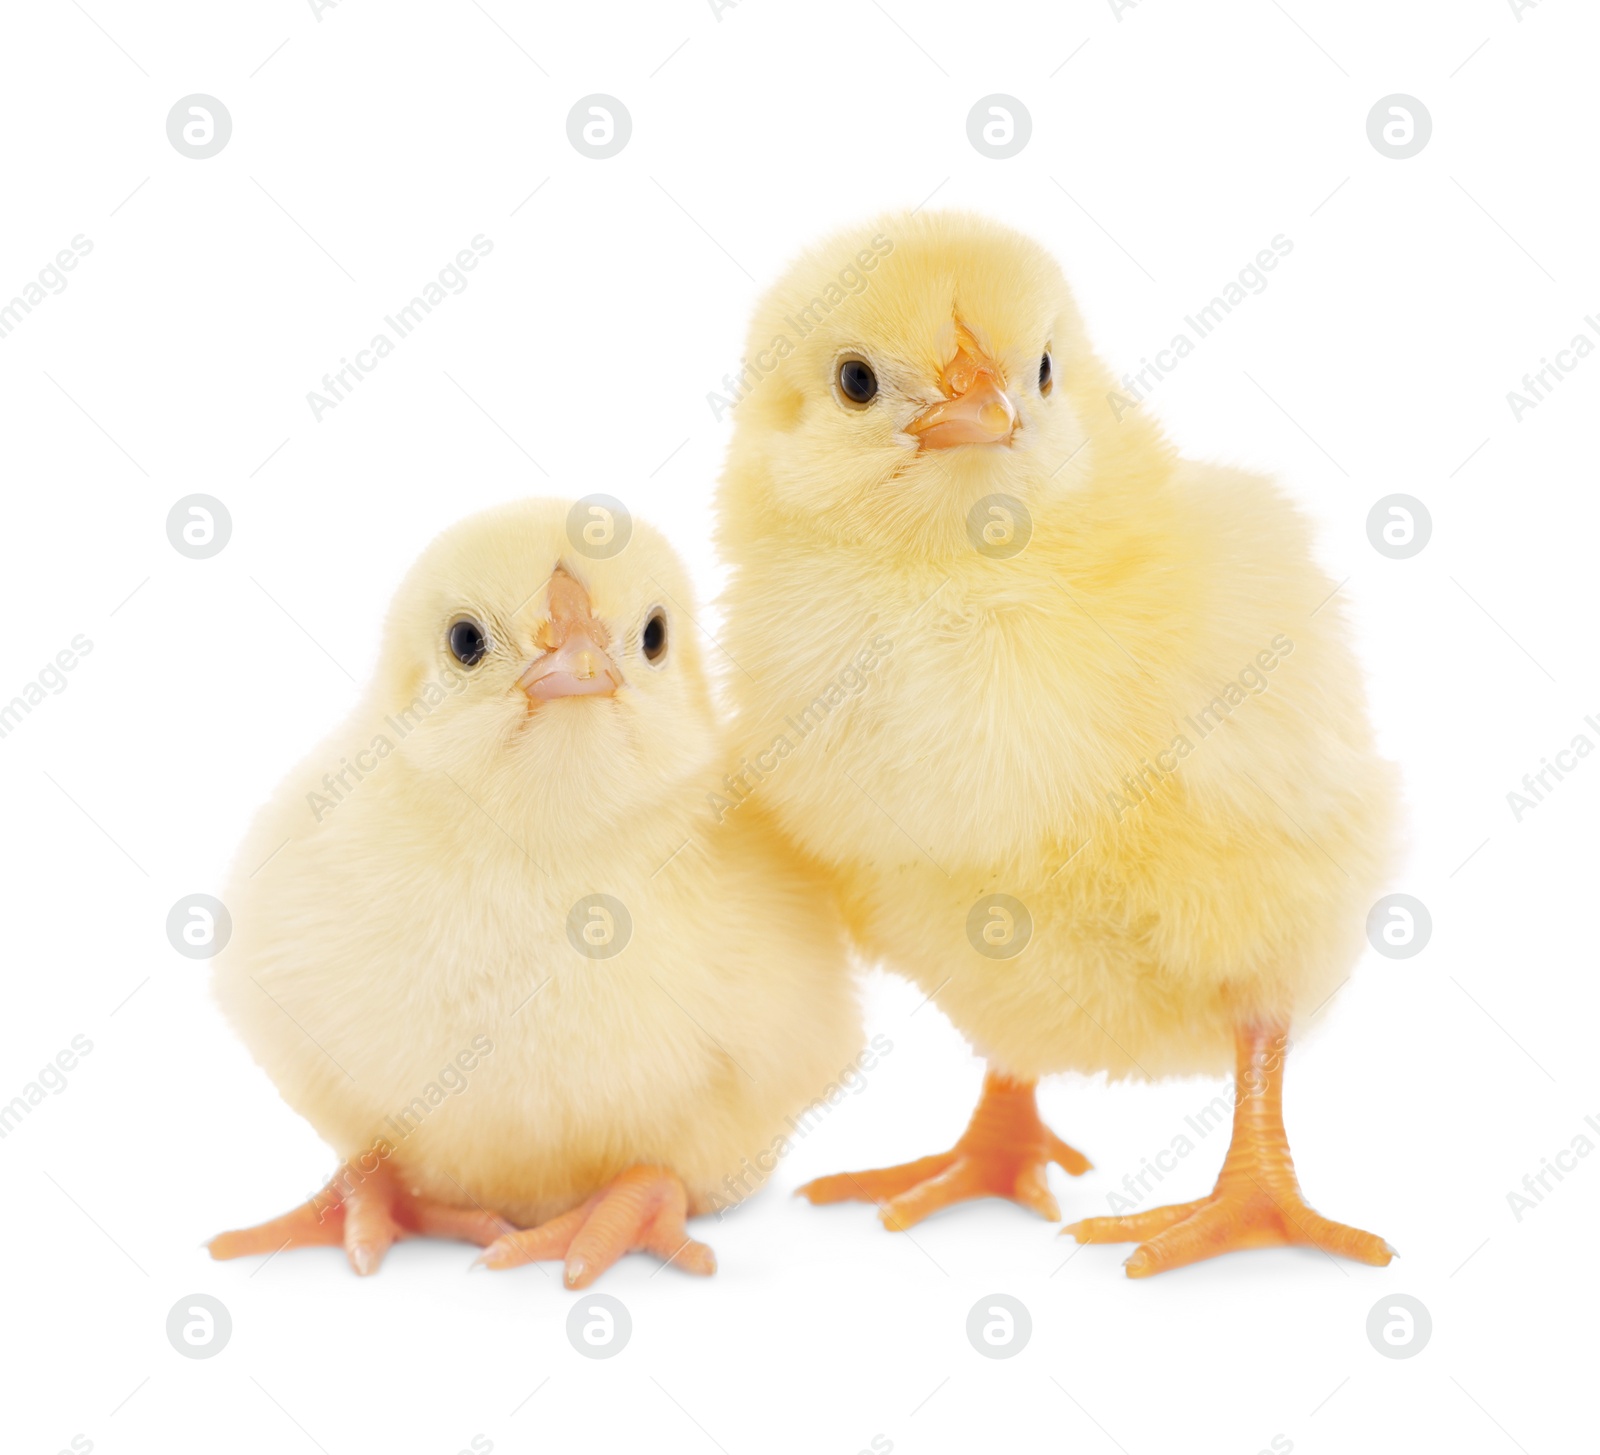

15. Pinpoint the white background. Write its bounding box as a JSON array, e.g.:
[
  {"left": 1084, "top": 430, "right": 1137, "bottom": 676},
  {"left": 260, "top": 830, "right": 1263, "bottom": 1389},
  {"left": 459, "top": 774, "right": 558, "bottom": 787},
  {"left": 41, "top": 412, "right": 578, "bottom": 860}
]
[{"left": 2, "top": 1, "right": 1596, "bottom": 1452}]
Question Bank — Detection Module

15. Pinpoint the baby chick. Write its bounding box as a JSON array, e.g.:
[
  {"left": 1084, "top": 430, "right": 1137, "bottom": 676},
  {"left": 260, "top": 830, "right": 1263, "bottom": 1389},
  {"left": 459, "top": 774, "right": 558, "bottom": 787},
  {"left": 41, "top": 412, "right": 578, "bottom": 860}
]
[
  {"left": 209, "top": 499, "right": 858, "bottom": 1286},
  {"left": 715, "top": 212, "right": 1396, "bottom": 1276}
]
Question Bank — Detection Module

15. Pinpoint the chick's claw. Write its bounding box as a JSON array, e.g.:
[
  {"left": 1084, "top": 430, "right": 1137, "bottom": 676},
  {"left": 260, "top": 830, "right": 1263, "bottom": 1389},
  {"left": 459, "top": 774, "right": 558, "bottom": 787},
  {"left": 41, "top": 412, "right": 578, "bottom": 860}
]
[
  {"left": 798, "top": 1070, "right": 1090, "bottom": 1231},
  {"left": 208, "top": 1160, "right": 514, "bottom": 1276},
  {"left": 477, "top": 1166, "right": 716, "bottom": 1289}
]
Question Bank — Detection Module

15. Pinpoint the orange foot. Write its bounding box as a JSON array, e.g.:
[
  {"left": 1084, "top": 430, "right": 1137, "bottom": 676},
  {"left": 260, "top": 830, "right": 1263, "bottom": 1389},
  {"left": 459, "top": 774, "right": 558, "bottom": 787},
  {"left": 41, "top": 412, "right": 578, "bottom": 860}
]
[
  {"left": 798, "top": 1071, "right": 1090, "bottom": 1230},
  {"left": 477, "top": 1166, "right": 716, "bottom": 1289},
  {"left": 209, "top": 1158, "right": 514, "bottom": 1276},
  {"left": 1065, "top": 1024, "right": 1394, "bottom": 1277}
]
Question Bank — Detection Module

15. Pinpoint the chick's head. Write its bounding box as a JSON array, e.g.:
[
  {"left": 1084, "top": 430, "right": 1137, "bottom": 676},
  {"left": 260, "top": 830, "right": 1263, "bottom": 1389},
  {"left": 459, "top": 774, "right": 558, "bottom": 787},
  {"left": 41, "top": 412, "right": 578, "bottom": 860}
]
[
  {"left": 374, "top": 499, "right": 716, "bottom": 837},
  {"left": 727, "top": 210, "right": 1166, "bottom": 557}
]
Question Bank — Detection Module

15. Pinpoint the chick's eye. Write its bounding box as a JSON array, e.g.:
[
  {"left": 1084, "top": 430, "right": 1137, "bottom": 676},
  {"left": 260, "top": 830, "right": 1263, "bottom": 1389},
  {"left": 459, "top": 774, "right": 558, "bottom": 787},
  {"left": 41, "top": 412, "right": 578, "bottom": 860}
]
[
  {"left": 1039, "top": 351, "right": 1053, "bottom": 396},
  {"left": 837, "top": 357, "right": 878, "bottom": 406},
  {"left": 642, "top": 610, "right": 668, "bottom": 664},
  {"left": 448, "top": 618, "right": 489, "bottom": 667}
]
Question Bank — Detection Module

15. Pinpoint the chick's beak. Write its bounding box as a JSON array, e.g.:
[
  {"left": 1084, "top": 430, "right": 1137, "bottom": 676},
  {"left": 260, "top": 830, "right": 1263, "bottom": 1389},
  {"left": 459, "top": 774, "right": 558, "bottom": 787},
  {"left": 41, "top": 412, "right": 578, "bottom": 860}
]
[
  {"left": 906, "top": 328, "right": 1018, "bottom": 449},
  {"left": 518, "top": 567, "right": 622, "bottom": 703}
]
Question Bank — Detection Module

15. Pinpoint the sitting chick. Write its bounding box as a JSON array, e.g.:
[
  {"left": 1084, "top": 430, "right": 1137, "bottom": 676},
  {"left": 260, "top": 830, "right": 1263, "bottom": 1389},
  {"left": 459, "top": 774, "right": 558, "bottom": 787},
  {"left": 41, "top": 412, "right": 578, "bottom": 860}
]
[
  {"left": 209, "top": 499, "right": 858, "bottom": 1287},
  {"left": 715, "top": 212, "right": 1396, "bottom": 1276}
]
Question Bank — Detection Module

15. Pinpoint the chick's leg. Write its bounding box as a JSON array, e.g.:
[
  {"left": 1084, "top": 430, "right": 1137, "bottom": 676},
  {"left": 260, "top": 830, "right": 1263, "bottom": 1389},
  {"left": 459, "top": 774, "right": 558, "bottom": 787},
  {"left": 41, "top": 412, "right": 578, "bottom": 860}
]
[
  {"left": 1066, "top": 1023, "right": 1393, "bottom": 1276},
  {"left": 798, "top": 1070, "right": 1091, "bottom": 1230},
  {"left": 208, "top": 1160, "right": 514, "bottom": 1276},
  {"left": 477, "top": 1165, "right": 717, "bottom": 1289}
]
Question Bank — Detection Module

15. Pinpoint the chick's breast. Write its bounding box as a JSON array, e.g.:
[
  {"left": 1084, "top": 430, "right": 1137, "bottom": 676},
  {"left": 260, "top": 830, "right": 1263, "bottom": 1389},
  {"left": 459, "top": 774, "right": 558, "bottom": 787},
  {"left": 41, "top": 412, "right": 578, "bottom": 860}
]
[
  {"left": 720, "top": 461, "right": 1395, "bottom": 1082},
  {"left": 213, "top": 737, "right": 859, "bottom": 1227}
]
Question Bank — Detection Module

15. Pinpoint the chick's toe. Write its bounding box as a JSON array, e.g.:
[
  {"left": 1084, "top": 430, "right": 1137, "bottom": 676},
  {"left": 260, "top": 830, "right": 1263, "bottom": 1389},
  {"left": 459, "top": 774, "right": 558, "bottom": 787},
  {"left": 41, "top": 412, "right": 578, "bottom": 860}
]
[
  {"left": 798, "top": 1070, "right": 1090, "bottom": 1231},
  {"left": 477, "top": 1166, "right": 716, "bottom": 1289},
  {"left": 209, "top": 1159, "right": 514, "bottom": 1277}
]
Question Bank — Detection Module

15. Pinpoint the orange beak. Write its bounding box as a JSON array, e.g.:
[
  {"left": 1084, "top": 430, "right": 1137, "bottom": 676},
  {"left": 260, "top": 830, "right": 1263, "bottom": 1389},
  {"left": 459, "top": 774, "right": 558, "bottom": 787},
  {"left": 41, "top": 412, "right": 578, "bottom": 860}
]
[
  {"left": 518, "top": 567, "right": 622, "bottom": 702},
  {"left": 905, "top": 325, "right": 1018, "bottom": 449}
]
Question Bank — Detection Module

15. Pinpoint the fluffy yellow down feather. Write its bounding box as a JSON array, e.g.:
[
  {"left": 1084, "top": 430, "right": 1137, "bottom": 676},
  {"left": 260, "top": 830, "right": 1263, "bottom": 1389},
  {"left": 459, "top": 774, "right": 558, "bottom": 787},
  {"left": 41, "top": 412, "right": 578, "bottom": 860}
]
[
  {"left": 213, "top": 499, "right": 859, "bottom": 1228},
  {"left": 716, "top": 211, "right": 1397, "bottom": 1083}
]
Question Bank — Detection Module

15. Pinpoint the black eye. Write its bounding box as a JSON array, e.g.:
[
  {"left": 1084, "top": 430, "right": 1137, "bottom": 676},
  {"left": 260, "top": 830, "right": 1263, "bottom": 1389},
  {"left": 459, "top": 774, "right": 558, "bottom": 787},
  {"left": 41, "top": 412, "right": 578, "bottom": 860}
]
[
  {"left": 1039, "top": 351, "right": 1053, "bottom": 396},
  {"left": 837, "top": 357, "right": 878, "bottom": 405},
  {"left": 642, "top": 610, "right": 668, "bottom": 664},
  {"left": 448, "top": 618, "right": 489, "bottom": 667}
]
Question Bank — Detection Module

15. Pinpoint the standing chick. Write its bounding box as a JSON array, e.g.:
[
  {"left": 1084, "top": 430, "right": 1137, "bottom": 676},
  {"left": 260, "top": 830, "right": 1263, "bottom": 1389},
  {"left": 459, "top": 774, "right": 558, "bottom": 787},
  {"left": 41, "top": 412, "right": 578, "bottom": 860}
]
[
  {"left": 209, "top": 499, "right": 857, "bottom": 1286},
  {"left": 715, "top": 212, "right": 1395, "bottom": 1276}
]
